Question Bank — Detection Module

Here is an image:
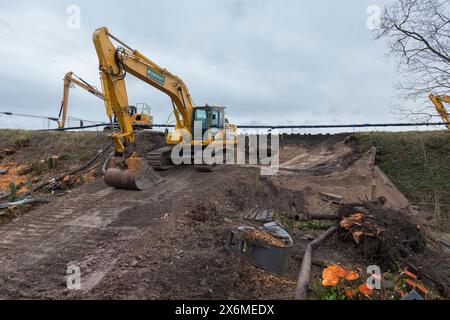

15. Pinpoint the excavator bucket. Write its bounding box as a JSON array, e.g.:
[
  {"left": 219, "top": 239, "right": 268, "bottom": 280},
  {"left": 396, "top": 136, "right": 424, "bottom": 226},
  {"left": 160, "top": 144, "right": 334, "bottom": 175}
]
[{"left": 104, "top": 154, "right": 164, "bottom": 190}]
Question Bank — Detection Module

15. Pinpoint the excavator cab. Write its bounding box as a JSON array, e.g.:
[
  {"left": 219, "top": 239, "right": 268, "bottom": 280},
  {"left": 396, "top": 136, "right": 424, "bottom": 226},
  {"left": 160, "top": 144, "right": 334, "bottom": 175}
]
[
  {"left": 193, "top": 106, "right": 225, "bottom": 137},
  {"left": 129, "top": 105, "right": 138, "bottom": 115}
]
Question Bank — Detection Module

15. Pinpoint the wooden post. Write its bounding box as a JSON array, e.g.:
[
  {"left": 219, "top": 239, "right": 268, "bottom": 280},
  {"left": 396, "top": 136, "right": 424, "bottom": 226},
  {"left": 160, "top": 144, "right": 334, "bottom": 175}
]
[
  {"left": 48, "top": 156, "right": 60, "bottom": 169},
  {"left": 433, "top": 189, "right": 441, "bottom": 227},
  {"left": 369, "top": 147, "right": 377, "bottom": 201}
]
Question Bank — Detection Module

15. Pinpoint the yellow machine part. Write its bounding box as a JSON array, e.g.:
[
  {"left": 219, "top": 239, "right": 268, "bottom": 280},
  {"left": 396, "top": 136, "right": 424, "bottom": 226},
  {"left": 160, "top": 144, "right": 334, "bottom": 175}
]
[
  {"left": 104, "top": 153, "right": 163, "bottom": 190},
  {"left": 131, "top": 113, "right": 152, "bottom": 127},
  {"left": 93, "top": 27, "right": 236, "bottom": 190},
  {"left": 429, "top": 94, "right": 450, "bottom": 130}
]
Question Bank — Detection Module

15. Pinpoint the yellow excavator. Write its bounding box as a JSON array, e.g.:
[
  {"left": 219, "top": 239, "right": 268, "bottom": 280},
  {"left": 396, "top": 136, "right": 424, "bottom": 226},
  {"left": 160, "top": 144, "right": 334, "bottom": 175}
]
[
  {"left": 429, "top": 94, "right": 450, "bottom": 130},
  {"left": 93, "top": 27, "right": 237, "bottom": 190},
  {"left": 58, "top": 71, "right": 154, "bottom": 129},
  {"left": 57, "top": 72, "right": 105, "bottom": 129}
]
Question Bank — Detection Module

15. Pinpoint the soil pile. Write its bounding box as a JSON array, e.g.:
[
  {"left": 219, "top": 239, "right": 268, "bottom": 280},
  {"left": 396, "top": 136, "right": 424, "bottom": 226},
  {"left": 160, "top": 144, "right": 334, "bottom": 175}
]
[{"left": 337, "top": 204, "right": 426, "bottom": 269}]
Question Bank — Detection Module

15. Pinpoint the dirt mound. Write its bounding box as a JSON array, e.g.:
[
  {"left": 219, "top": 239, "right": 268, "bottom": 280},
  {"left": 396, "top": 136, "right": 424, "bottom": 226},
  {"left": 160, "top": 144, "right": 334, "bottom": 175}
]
[
  {"left": 274, "top": 138, "right": 409, "bottom": 214},
  {"left": 0, "top": 131, "right": 448, "bottom": 299},
  {"left": 337, "top": 205, "right": 426, "bottom": 269},
  {"left": 279, "top": 137, "right": 354, "bottom": 172},
  {"left": 334, "top": 202, "right": 450, "bottom": 297},
  {"left": 188, "top": 202, "right": 222, "bottom": 223}
]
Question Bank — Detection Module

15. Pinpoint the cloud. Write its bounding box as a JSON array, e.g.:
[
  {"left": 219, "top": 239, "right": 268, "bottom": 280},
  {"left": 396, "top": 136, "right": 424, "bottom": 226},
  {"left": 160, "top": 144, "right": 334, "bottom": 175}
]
[{"left": 0, "top": 0, "right": 403, "bottom": 130}]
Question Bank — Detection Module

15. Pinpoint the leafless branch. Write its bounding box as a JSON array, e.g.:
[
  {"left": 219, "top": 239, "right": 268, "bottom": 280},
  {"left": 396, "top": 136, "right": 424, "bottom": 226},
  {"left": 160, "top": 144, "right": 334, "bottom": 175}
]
[{"left": 376, "top": 0, "right": 450, "bottom": 120}]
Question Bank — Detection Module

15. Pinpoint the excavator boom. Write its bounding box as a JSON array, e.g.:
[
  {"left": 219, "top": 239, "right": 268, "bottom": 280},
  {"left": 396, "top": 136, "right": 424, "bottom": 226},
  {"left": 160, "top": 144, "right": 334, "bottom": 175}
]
[
  {"left": 93, "top": 27, "right": 198, "bottom": 150},
  {"left": 58, "top": 72, "right": 105, "bottom": 128},
  {"left": 429, "top": 94, "right": 450, "bottom": 130},
  {"left": 58, "top": 71, "right": 153, "bottom": 130}
]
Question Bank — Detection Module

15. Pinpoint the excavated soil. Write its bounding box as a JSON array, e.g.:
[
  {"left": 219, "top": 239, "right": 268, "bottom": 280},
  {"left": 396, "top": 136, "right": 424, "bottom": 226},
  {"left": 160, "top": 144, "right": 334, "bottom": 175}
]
[{"left": 0, "top": 132, "right": 448, "bottom": 299}]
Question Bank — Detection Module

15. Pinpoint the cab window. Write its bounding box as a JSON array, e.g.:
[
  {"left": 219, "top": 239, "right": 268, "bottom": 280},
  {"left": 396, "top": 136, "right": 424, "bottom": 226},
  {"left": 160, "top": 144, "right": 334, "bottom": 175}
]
[
  {"left": 194, "top": 109, "right": 208, "bottom": 129},
  {"left": 211, "top": 110, "right": 219, "bottom": 128}
]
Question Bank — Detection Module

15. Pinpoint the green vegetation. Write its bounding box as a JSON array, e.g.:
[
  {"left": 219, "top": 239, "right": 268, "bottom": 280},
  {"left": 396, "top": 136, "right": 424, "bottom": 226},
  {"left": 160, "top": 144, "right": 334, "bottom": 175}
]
[
  {"left": 310, "top": 278, "right": 349, "bottom": 301},
  {"left": 354, "top": 131, "right": 450, "bottom": 228},
  {"left": 321, "top": 287, "right": 348, "bottom": 300},
  {"left": 295, "top": 220, "right": 336, "bottom": 231}
]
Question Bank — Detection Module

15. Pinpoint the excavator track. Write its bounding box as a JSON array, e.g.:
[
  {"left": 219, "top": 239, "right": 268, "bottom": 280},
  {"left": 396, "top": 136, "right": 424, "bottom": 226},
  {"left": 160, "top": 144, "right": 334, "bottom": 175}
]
[
  {"left": 147, "top": 146, "right": 220, "bottom": 172},
  {"left": 146, "top": 146, "right": 174, "bottom": 171}
]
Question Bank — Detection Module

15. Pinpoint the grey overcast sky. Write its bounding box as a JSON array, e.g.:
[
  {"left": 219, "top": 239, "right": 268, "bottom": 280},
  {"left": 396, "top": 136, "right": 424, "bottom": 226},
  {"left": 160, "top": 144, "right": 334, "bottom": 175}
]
[{"left": 0, "top": 0, "right": 405, "bottom": 130}]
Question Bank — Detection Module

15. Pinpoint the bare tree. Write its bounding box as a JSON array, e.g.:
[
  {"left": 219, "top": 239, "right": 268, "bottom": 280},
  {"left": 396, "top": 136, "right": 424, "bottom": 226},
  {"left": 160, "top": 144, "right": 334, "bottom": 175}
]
[{"left": 377, "top": 0, "right": 450, "bottom": 119}]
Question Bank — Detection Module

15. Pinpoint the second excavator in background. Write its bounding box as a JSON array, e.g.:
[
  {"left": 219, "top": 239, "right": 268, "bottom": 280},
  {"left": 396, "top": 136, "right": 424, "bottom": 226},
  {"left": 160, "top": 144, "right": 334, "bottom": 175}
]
[
  {"left": 92, "top": 27, "right": 237, "bottom": 190},
  {"left": 429, "top": 94, "right": 450, "bottom": 131},
  {"left": 58, "top": 71, "right": 154, "bottom": 130},
  {"left": 57, "top": 71, "right": 104, "bottom": 129}
]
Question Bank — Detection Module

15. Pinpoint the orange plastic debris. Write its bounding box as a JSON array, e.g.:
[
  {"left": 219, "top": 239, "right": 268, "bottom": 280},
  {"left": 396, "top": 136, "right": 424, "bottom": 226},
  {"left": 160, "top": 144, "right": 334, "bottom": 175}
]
[
  {"left": 397, "top": 289, "right": 407, "bottom": 298},
  {"left": 325, "top": 265, "right": 348, "bottom": 278},
  {"left": 358, "top": 283, "right": 374, "bottom": 296},
  {"left": 322, "top": 265, "right": 349, "bottom": 287},
  {"left": 345, "top": 271, "right": 359, "bottom": 281},
  {"left": 404, "top": 270, "right": 418, "bottom": 280},
  {"left": 334, "top": 266, "right": 348, "bottom": 278},
  {"left": 405, "top": 279, "right": 417, "bottom": 287},
  {"left": 345, "top": 289, "right": 355, "bottom": 299},
  {"left": 322, "top": 273, "right": 339, "bottom": 287},
  {"left": 416, "top": 283, "right": 429, "bottom": 295},
  {"left": 405, "top": 278, "right": 428, "bottom": 294}
]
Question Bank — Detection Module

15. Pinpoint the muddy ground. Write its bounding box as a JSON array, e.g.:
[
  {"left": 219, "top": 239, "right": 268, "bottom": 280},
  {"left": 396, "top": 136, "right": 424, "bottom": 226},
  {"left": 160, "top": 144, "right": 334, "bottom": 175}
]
[{"left": 0, "top": 130, "right": 448, "bottom": 299}]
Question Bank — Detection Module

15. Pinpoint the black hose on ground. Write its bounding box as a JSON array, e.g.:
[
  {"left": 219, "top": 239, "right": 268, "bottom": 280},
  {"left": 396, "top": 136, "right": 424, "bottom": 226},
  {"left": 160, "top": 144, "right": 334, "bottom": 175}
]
[{"left": 102, "top": 151, "right": 115, "bottom": 174}]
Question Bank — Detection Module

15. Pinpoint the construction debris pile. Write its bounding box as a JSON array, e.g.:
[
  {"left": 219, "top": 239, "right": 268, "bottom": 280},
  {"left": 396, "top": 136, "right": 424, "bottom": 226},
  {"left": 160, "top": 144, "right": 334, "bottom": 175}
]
[
  {"left": 337, "top": 203, "right": 426, "bottom": 269},
  {"left": 0, "top": 130, "right": 448, "bottom": 300}
]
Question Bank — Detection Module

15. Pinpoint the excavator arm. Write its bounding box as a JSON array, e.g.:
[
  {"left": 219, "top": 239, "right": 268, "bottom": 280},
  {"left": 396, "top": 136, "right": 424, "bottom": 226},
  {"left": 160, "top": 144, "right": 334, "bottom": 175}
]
[
  {"left": 92, "top": 27, "right": 236, "bottom": 190},
  {"left": 93, "top": 27, "right": 196, "bottom": 154},
  {"left": 58, "top": 72, "right": 104, "bottom": 128},
  {"left": 429, "top": 94, "right": 450, "bottom": 130}
]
